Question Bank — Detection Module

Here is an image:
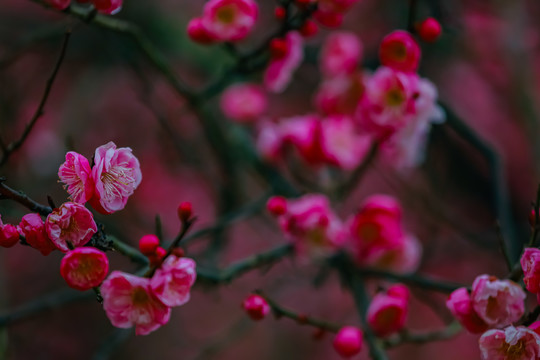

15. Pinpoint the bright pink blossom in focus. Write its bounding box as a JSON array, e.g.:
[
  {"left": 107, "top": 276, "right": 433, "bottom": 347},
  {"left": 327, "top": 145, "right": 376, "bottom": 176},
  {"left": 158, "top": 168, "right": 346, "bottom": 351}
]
[
  {"left": 242, "top": 294, "right": 270, "bottom": 320},
  {"left": 90, "top": 142, "right": 142, "bottom": 214},
  {"left": 101, "top": 271, "right": 171, "bottom": 336},
  {"left": 150, "top": 256, "right": 197, "bottom": 307},
  {"left": 264, "top": 31, "right": 304, "bottom": 93},
  {"left": 46, "top": 202, "right": 97, "bottom": 252},
  {"left": 220, "top": 83, "right": 267, "bottom": 123},
  {"left": 199, "top": 0, "right": 258, "bottom": 42},
  {"left": 19, "top": 213, "right": 56, "bottom": 256},
  {"left": 333, "top": 326, "right": 363, "bottom": 358},
  {"left": 58, "top": 151, "right": 94, "bottom": 204},
  {"left": 446, "top": 287, "right": 489, "bottom": 334},
  {"left": 471, "top": 275, "right": 526, "bottom": 328},
  {"left": 521, "top": 248, "right": 540, "bottom": 293},
  {"left": 320, "top": 32, "right": 362, "bottom": 78},
  {"left": 0, "top": 215, "right": 19, "bottom": 248},
  {"left": 367, "top": 284, "right": 409, "bottom": 337},
  {"left": 379, "top": 30, "right": 421, "bottom": 73},
  {"left": 60, "top": 247, "right": 109, "bottom": 291},
  {"left": 479, "top": 326, "right": 540, "bottom": 360},
  {"left": 92, "top": 0, "right": 122, "bottom": 15}
]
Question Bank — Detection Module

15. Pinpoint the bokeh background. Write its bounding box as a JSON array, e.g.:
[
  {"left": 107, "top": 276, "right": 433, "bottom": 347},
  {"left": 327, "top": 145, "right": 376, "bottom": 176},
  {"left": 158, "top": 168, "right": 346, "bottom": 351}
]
[{"left": 1, "top": 0, "right": 540, "bottom": 359}]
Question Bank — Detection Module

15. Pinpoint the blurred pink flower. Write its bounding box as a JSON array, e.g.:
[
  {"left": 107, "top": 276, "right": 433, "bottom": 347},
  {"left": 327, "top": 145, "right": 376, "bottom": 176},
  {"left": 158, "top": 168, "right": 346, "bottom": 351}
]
[
  {"left": 471, "top": 275, "right": 526, "bottom": 328},
  {"left": 367, "top": 284, "right": 409, "bottom": 337},
  {"left": 199, "top": 0, "right": 258, "bottom": 42},
  {"left": 58, "top": 151, "right": 94, "bottom": 204},
  {"left": 479, "top": 326, "right": 540, "bottom": 360},
  {"left": 150, "top": 256, "right": 197, "bottom": 307},
  {"left": 101, "top": 271, "right": 171, "bottom": 336},
  {"left": 0, "top": 215, "right": 19, "bottom": 248},
  {"left": 379, "top": 30, "right": 421, "bottom": 73},
  {"left": 264, "top": 31, "right": 304, "bottom": 93},
  {"left": 46, "top": 202, "right": 97, "bottom": 252},
  {"left": 46, "top": 0, "right": 70, "bottom": 10},
  {"left": 18, "top": 213, "right": 56, "bottom": 256},
  {"left": 60, "top": 247, "right": 109, "bottom": 291},
  {"left": 92, "top": 0, "right": 122, "bottom": 15},
  {"left": 521, "top": 248, "right": 540, "bottom": 293},
  {"left": 333, "top": 326, "right": 363, "bottom": 358},
  {"left": 314, "top": 73, "right": 365, "bottom": 116},
  {"left": 242, "top": 294, "right": 270, "bottom": 321},
  {"left": 446, "top": 287, "right": 489, "bottom": 334},
  {"left": 90, "top": 141, "right": 142, "bottom": 214},
  {"left": 187, "top": 18, "right": 217, "bottom": 44},
  {"left": 320, "top": 32, "right": 362, "bottom": 78},
  {"left": 220, "top": 83, "right": 267, "bottom": 123}
]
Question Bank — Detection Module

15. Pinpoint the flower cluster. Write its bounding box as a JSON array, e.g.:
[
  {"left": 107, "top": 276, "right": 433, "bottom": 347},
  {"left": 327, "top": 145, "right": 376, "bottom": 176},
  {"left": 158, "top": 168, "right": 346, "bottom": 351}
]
[
  {"left": 58, "top": 141, "right": 142, "bottom": 214},
  {"left": 267, "top": 193, "right": 421, "bottom": 272}
]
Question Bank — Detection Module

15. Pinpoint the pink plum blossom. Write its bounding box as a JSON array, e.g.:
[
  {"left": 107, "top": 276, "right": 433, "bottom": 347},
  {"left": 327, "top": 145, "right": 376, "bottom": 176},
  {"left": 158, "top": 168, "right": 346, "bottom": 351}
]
[
  {"left": 60, "top": 247, "right": 109, "bottom": 291},
  {"left": 220, "top": 83, "right": 267, "bottom": 123},
  {"left": 90, "top": 142, "right": 142, "bottom": 214},
  {"left": 150, "top": 256, "right": 197, "bottom": 307},
  {"left": 471, "top": 275, "right": 526, "bottom": 328},
  {"left": 242, "top": 294, "right": 270, "bottom": 320},
  {"left": 187, "top": 18, "right": 217, "bottom": 44},
  {"left": 446, "top": 287, "right": 489, "bottom": 334},
  {"left": 313, "top": 10, "right": 343, "bottom": 29},
  {"left": 18, "top": 213, "right": 56, "bottom": 256},
  {"left": 0, "top": 215, "right": 19, "bottom": 248},
  {"left": 367, "top": 284, "right": 410, "bottom": 337},
  {"left": 314, "top": 73, "right": 365, "bottom": 116},
  {"left": 46, "top": 202, "right": 97, "bottom": 252},
  {"left": 320, "top": 32, "right": 362, "bottom": 78},
  {"left": 379, "top": 30, "right": 421, "bottom": 73},
  {"left": 101, "top": 271, "right": 171, "bottom": 336},
  {"left": 521, "top": 248, "right": 540, "bottom": 294},
  {"left": 333, "top": 326, "right": 363, "bottom": 358},
  {"left": 264, "top": 31, "right": 304, "bottom": 93},
  {"left": 199, "top": 0, "right": 258, "bottom": 42},
  {"left": 479, "top": 326, "right": 540, "bottom": 360},
  {"left": 58, "top": 151, "right": 94, "bottom": 204},
  {"left": 92, "top": 0, "right": 122, "bottom": 15}
]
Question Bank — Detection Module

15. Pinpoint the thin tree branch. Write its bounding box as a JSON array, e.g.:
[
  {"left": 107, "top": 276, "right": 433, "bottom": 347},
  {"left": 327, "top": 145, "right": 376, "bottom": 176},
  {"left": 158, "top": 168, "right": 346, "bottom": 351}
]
[{"left": 384, "top": 322, "right": 461, "bottom": 348}]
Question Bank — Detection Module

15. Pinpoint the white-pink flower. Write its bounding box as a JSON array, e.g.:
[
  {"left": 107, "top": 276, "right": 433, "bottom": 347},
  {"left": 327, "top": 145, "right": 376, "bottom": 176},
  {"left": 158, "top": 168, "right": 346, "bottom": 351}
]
[
  {"left": 90, "top": 142, "right": 142, "bottom": 214},
  {"left": 200, "top": 0, "right": 258, "bottom": 42},
  {"left": 45, "top": 202, "right": 97, "bottom": 252},
  {"left": 101, "top": 271, "right": 171, "bottom": 336},
  {"left": 264, "top": 31, "right": 304, "bottom": 93},
  {"left": 150, "top": 256, "right": 197, "bottom": 307},
  {"left": 220, "top": 83, "right": 267, "bottom": 123},
  {"left": 479, "top": 326, "right": 540, "bottom": 360},
  {"left": 58, "top": 151, "right": 94, "bottom": 204},
  {"left": 320, "top": 32, "right": 362, "bottom": 78},
  {"left": 471, "top": 275, "right": 526, "bottom": 328}
]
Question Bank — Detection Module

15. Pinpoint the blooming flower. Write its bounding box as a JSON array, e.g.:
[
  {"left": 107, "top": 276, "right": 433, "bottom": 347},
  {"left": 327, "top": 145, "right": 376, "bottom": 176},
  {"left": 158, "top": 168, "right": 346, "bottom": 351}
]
[
  {"left": 320, "top": 32, "right": 362, "bottom": 78},
  {"left": 446, "top": 287, "right": 489, "bottom": 333},
  {"left": 60, "top": 247, "right": 109, "bottom": 291},
  {"left": 367, "top": 284, "right": 410, "bottom": 337},
  {"left": 46, "top": 202, "right": 97, "bottom": 252},
  {"left": 333, "top": 326, "right": 363, "bottom": 358},
  {"left": 58, "top": 151, "right": 94, "bottom": 204},
  {"left": 101, "top": 271, "right": 171, "bottom": 336},
  {"left": 471, "top": 275, "right": 526, "bottom": 328},
  {"left": 18, "top": 213, "right": 56, "bottom": 256},
  {"left": 90, "top": 142, "right": 142, "bottom": 214},
  {"left": 220, "top": 83, "right": 267, "bottom": 123},
  {"left": 150, "top": 256, "right": 197, "bottom": 307},
  {"left": 264, "top": 31, "right": 304, "bottom": 93},
  {"left": 198, "top": 0, "right": 258, "bottom": 42},
  {"left": 521, "top": 248, "right": 540, "bottom": 294},
  {"left": 0, "top": 215, "right": 19, "bottom": 248},
  {"left": 379, "top": 30, "right": 421, "bottom": 73},
  {"left": 242, "top": 294, "right": 270, "bottom": 320},
  {"left": 479, "top": 326, "right": 540, "bottom": 360}
]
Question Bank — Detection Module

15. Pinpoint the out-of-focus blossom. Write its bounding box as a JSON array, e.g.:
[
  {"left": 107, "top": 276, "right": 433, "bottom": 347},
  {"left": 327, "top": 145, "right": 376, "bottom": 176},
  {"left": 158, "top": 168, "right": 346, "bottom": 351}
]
[
  {"left": 320, "top": 32, "right": 362, "bottom": 78},
  {"left": 479, "top": 326, "right": 540, "bottom": 360},
  {"left": 314, "top": 10, "right": 343, "bottom": 28},
  {"left": 60, "top": 247, "right": 109, "bottom": 291},
  {"left": 220, "top": 83, "right": 267, "bottom": 123},
  {"left": 367, "top": 284, "right": 409, "bottom": 337},
  {"left": 150, "top": 256, "right": 197, "bottom": 307},
  {"left": 92, "top": 0, "right": 122, "bottom": 15},
  {"left": 446, "top": 287, "right": 489, "bottom": 333},
  {"left": 315, "top": 73, "right": 365, "bottom": 116},
  {"left": 379, "top": 30, "right": 421, "bottom": 73},
  {"left": 139, "top": 234, "right": 160, "bottom": 256},
  {"left": 187, "top": 18, "right": 217, "bottom": 44},
  {"left": 90, "top": 141, "right": 142, "bottom": 214},
  {"left": 45, "top": 202, "right": 97, "bottom": 252},
  {"left": 266, "top": 196, "right": 287, "bottom": 216},
  {"left": 46, "top": 0, "right": 70, "bottom": 10},
  {"left": 333, "top": 326, "right": 363, "bottom": 358},
  {"left": 0, "top": 215, "right": 19, "bottom": 248},
  {"left": 418, "top": 17, "right": 442, "bottom": 43},
  {"left": 198, "top": 0, "right": 258, "bottom": 42},
  {"left": 101, "top": 271, "right": 171, "bottom": 336},
  {"left": 19, "top": 213, "right": 56, "bottom": 256},
  {"left": 521, "top": 248, "right": 540, "bottom": 293},
  {"left": 264, "top": 31, "right": 304, "bottom": 93},
  {"left": 242, "top": 294, "right": 270, "bottom": 320},
  {"left": 471, "top": 275, "right": 526, "bottom": 328},
  {"left": 58, "top": 151, "right": 94, "bottom": 204}
]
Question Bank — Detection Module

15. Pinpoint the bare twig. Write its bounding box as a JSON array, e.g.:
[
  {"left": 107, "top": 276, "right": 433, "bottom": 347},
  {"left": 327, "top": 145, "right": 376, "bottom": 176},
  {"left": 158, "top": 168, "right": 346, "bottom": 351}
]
[{"left": 384, "top": 322, "right": 461, "bottom": 348}]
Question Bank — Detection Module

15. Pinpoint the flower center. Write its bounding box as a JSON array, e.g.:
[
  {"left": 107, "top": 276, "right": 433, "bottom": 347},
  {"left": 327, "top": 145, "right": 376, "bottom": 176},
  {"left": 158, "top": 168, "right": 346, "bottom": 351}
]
[
  {"left": 385, "top": 88, "right": 405, "bottom": 107},
  {"left": 131, "top": 287, "right": 150, "bottom": 305},
  {"left": 501, "top": 339, "right": 526, "bottom": 359},
  {"left": 216, "top": 5, "right": 237, "bottom": 24}
]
